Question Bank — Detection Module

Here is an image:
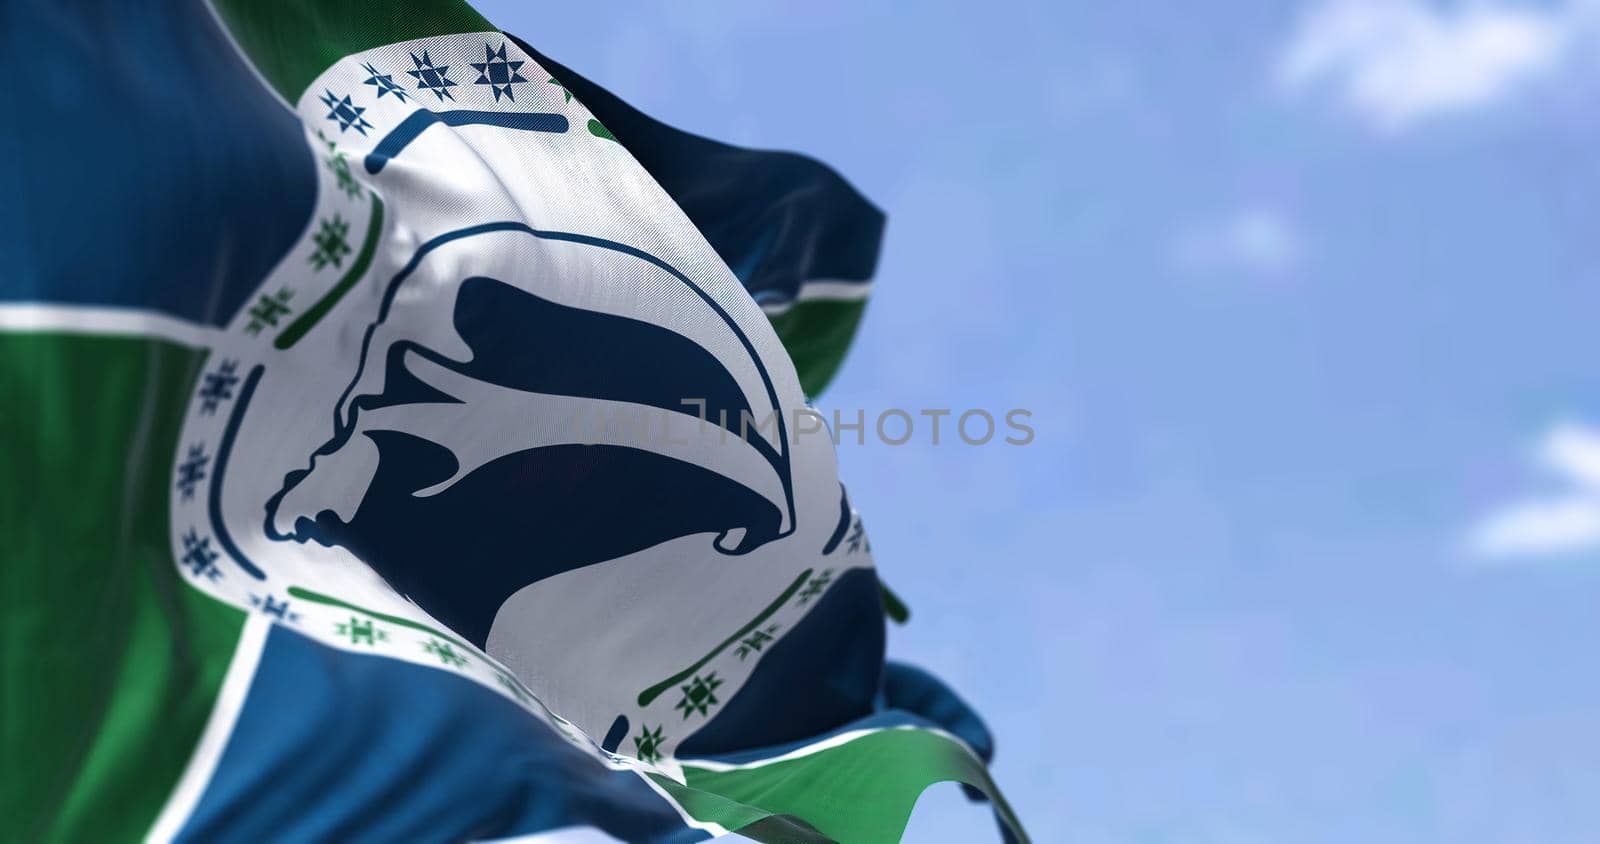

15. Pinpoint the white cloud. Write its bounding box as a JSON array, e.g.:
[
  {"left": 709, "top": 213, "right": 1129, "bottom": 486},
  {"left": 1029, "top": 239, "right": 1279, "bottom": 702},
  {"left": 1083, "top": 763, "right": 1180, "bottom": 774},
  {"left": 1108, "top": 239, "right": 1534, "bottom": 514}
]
[
  {"left": 1173, "top": 207, "right": 1304, "bottom": 277},
  {"left": 1467, "top": 421, "right": 1600, "bottom": 560},
  {"left": 1278, "top": 0, "right": 1590, "bottom": 131},
  {"left": 1539, "top": 422, "right": 1600, "bottom": 487}
]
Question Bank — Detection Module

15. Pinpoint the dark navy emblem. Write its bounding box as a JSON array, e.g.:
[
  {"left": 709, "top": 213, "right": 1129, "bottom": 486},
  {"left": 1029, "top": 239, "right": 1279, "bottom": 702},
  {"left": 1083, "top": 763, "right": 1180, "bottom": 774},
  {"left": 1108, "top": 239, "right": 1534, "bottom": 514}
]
[{"left": 266, "top": 226, "right": 795, "bottom": 646}]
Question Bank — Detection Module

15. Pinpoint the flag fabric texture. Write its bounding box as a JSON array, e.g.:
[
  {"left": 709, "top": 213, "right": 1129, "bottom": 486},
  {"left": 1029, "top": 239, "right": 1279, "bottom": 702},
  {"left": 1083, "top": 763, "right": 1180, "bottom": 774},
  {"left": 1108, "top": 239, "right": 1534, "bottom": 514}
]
[{"left": 1, "top": 2, "right": 1025, "bottom": 842}]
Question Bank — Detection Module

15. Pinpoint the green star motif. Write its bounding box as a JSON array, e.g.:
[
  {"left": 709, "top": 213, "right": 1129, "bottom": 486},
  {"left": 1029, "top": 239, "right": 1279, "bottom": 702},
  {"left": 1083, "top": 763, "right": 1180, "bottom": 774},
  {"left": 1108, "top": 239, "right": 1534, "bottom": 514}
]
[
  {"left": 309, "top": 214, "right": 352, "bottom": 271},
  {"left": 846, "top": 519, "right": 870, "bottom": 555},
  {"left": 422, "top": 638, "right": 468, "bottom": 667},
  {"left": 317, "top": 130, "right": 362, "bottom": 198},
  {"left": 334, "top": 616, "right": 387, "bottom": 646},
  {"left": 736, "top": 624, "right": 780, "bottom": 660},
  {"left": 244, "top": 288, "right": 294, "bottom": 335},
  {"left": 547, "top": 76, "right": 571, "bottom": 102},
  {"left": 495, "top": 669, "right": 532, "bottom": 703},
  {"left": 633, "top": 724, "right": 666, "bottom": 764},
  {"left": 674, "top": 672, "right": 723, "bottom": 719},
  {"left": 797, "top": 568, "right": 834, "bottom": 606}
]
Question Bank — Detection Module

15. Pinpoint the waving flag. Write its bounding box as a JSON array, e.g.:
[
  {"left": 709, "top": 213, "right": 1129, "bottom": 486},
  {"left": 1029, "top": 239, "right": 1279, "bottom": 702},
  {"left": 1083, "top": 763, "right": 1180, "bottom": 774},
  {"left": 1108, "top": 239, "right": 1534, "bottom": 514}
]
[{"left": 2, "top": 1, "right": 1025, "bottom": 842}]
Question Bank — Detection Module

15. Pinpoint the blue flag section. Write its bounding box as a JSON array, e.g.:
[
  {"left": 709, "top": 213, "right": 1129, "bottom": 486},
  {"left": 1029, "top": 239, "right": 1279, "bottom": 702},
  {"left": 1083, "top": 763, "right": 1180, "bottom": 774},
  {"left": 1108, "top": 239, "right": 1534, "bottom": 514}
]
[
  {"left": 0, "top": 1, "right": 317, "bottom": 325},
  {"left": 2, "top": 2, "right": 1026, "bottom": 842},
  {"left": 176, "top": 626, "right": 706, "bottom": 844}
]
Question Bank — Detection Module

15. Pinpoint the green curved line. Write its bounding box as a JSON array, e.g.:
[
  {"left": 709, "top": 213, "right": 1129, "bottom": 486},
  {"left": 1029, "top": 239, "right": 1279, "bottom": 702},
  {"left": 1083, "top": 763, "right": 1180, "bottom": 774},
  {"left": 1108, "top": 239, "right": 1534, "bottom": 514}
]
[
  {"left": 587, "top": 118, "right": 618, "bottom": 142},
  {"left": 878, "top": 579, "right": 911, "bottom": 625},
  {"left": 670, "top": 728, "right": 1030, "bottom": 843},
  {"left": 275, "top": 194, "right": 384, "bottom": 349},
  {"left": 637, "top": 568, "right": 812, "bottom": 707}
]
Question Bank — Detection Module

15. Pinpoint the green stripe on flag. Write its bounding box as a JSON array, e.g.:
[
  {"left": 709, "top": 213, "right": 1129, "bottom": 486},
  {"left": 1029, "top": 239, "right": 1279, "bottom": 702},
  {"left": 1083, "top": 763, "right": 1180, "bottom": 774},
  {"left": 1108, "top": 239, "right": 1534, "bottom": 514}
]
[
  {"left": 1, "top": 333, "right": 246, "bottom": 842},
  {"left": 766, "top": 298, "right": 868, "bottom": 398},
  {"left": 209, "top": 0, "right": 492, "bottom": 100},
  {"left": 646, "top": 776, "right": 836, "bottom": 844},
  {"left": 670, "top": 728, "right": 1030, "bottom": 844}
]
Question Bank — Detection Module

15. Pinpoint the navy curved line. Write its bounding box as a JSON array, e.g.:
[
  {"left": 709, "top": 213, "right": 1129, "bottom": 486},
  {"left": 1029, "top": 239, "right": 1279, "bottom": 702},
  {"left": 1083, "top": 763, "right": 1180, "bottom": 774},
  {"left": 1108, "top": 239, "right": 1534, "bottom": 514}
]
[
  {"left": 364, "top": 110, "right": 569, "bottom": 174},
  {"left": 211, "top": 364, "right": 267, "bottom": 579},
  {"left": 275, "top": 222, "right": 796, "bottom": 543},
  {"left": 600, "top": 715, "right": 629, "bottom": 754},
  {"left": 821, "top": 484, "right": 851, "bottom": 555}
]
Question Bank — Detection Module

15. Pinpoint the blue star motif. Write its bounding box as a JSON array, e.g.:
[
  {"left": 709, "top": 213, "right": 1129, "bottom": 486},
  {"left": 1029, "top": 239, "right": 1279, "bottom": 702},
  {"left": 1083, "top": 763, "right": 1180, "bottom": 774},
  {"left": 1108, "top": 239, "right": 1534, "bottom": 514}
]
[
  {"left": 175, "top": 444, "right": 209, "bottom": 500},
  {"left": 470, "top": 42, "right": 528, "bottom": 102},
  {"left": 249, "top": 593, "right": 300, "bottom": 623},
  {"left": 180, "top": 528, "right": 221, "bottom": 580},
  {"left": 361, "top": 62, "right": 409, "bottom": 102},
  {"left": 406, "top": 50, "right": 458, "bottom": 102},
  {"left": 319, "top": 89, "right": 371, "bottom": 135}
]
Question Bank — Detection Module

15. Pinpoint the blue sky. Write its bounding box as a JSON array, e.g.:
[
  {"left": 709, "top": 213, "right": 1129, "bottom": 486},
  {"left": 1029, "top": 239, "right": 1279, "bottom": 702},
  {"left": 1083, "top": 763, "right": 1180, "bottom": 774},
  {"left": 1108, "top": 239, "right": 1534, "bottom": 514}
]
[{"left": 480, "top": 2, "right": 1600, "bottom": 840}]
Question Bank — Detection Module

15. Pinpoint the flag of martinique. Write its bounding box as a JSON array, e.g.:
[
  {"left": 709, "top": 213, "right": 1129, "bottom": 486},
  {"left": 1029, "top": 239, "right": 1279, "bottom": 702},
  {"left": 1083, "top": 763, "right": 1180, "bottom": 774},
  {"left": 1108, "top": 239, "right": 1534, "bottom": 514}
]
[{"left": 1, "top": 2, "right": 1026, "bottom": 842}]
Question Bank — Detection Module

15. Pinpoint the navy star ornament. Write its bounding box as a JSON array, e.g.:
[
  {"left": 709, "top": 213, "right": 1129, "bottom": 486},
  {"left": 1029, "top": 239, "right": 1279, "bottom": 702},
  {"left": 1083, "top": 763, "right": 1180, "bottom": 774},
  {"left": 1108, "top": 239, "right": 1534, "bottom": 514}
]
[
  {"left": 407, "top": 51, "right": 458, "bottom": 102},
  {"left": 319, "top": 89, "right": 371, "bottom": 135},
  {"left": 471, "top": 42, "right": 528, "bottom": 102}
]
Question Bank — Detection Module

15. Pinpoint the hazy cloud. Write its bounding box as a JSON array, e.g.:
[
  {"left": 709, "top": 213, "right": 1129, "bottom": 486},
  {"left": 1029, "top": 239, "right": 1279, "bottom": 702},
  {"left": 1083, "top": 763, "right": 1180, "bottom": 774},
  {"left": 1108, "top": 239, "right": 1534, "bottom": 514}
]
[
  {"left": 1278, "top": 0, "right": 1587, "bottom": 131},
  {"left": 1173, "top": 207, "right": 1304, "bottom": 278},
  {"left": 1467, "top": 422, "right": 1600, "bottom": 560}
]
